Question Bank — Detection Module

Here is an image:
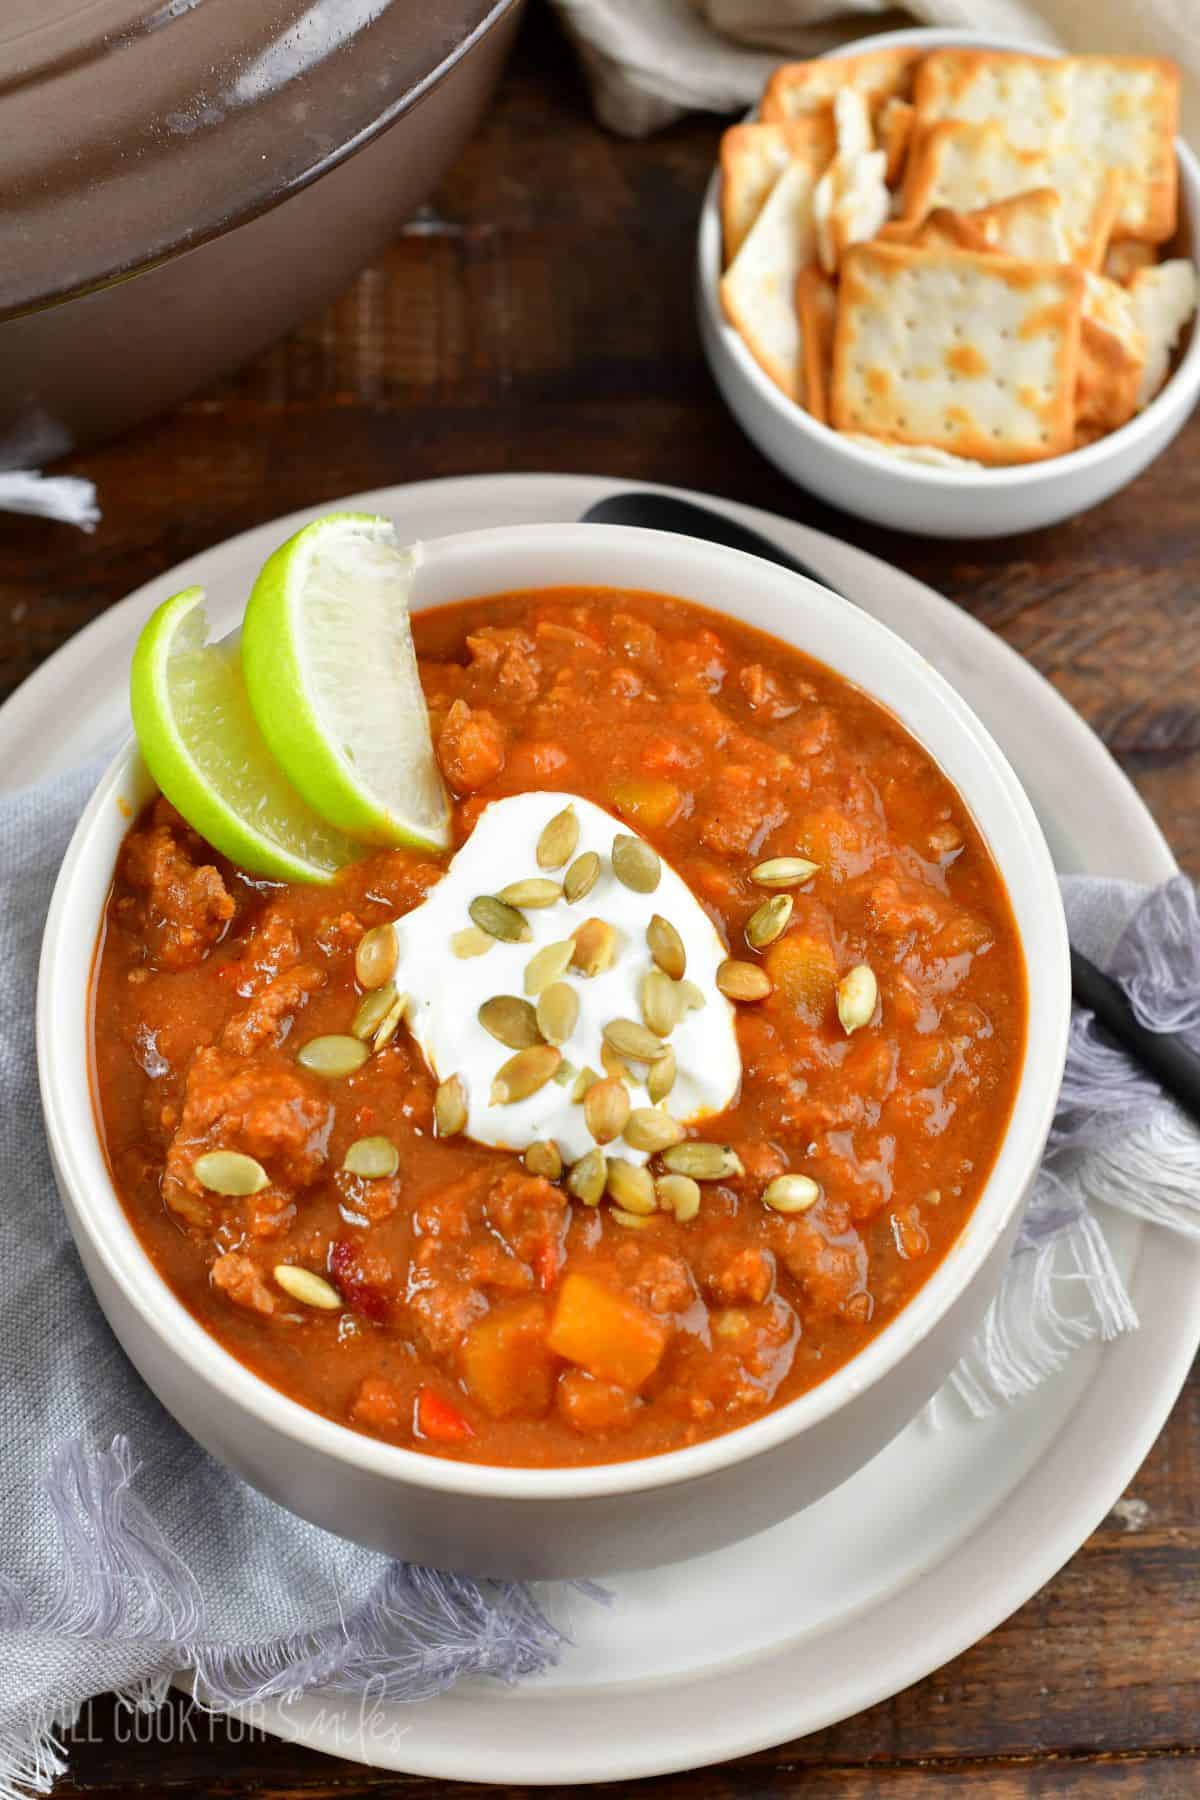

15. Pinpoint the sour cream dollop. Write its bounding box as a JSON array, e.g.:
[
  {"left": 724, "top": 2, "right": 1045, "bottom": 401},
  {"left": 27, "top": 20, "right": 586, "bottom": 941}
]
[{"left": 392, "top": 792, "right": 741, "bottom": 1165}]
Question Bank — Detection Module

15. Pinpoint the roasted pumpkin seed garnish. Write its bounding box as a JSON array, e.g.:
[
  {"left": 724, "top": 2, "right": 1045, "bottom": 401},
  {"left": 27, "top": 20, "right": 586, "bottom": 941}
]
[
  {"left": 837, "top": 963, "right": 879, "bottom": 1034},
  {"left": 762, "top": 1173, "right": 821, "bottom": 1214},
  {"left": 571, "top": 1065, "right": 600, "bottom": 1102},
  {"left": 602, "top": 1017, "right": 671, "bottom": 1064},
  {"left": 567, "top": 1146, "right": 607, "bottom": 1205},
  {"left": 571, "top": 917, "right": 617, "bottom": 978},
  {"left": 536, "top": 981, "right": 579, "bottom": 1046},
  {"left": 450, "top": 925, "right": 494, "bottom": 959},
  {"left": 640, "top": 966, "right": 682, "bottom": 1038},
  {"left": 563, "top": 850, "right": 601, "bottom": 904},
  {"left": 490, "top": 1044, "right": 562, "bottom": 1105},
  {"left": 434, "top": 1074, "right": 468, "bottom": 1138},
  {"left": 600, "top": 1042, "right": 634, "bottom": 1085},
  {"left": 193, "top": 1150, "right": 270, "bottom": 1197},
  {"left": 605, "top": 1159, "right": 657, "bottom": 1215},
  {"left": 623, "top": 1107, "right": 685, "bottom": 1153},
  {"left": 611, "top": 832, "right": 661, "bottom": 894},
  {"left": 553, "top": 1059, "right": 578, "bottom": 1088},
  {"left": 661, "top": 1141, "right": 744, "bottom": 1181},
  {"left": 647, "top": 1044, "right": 677, "bottom": 1103},
  {"left": 274, "top": 1265, "right": 343, "bottom": 1311},
  {"left": 609, "top": 1207, "right": 653, "bottom": 1231},
  {"left": 750, "top": 857, "right": 820, "bottom": 889},
  {"left": 498, "top": 877, "right": 563, "bottom": 909},
  {"left": 371, "top": 991, "right": 409, "bottom": 1053},
  {"left": 343, "top": 1135, "right": 400, "bottom": 1179},
  {"left": 584, "top": 1077, "right": 631, "bottom": 1145},
  {"left": 537, "top": 805, "right": 579, "bottom": 871},
  {"left": 469, "top": 894, "right": 532, "bottom": 944},
  {"left": 352, "top": 981, "right": 398, "bottom": 1041},
  {"left": 478, "top": 993, "right": 543, "bottom": 1050},
  {"left": 656, "top": 1172, "right": 701, "bottom": 1222},
  {"left": 524, "top": 1139, "right": 564, "bottom": 1180},
  {"left": 678, "top": 977, "right": 706, "bottom": 1011},
  {"left": 355, "top": 923, "right": 398, "bottom": 991},
  {"left": 524, "top": 937, "right": 576, "bottom": 996},
  {"left": 745, "top": 893, "right": 793, "bottom": 949},
  {"left": 717, "top": 959, "right": 772, "bottom": 1002},
  {"left": 646, "top": 913, "right": 686, "bottom": 980},
  {"left": 298, "top": 1034, "right": 371, "bottom": 1078}
]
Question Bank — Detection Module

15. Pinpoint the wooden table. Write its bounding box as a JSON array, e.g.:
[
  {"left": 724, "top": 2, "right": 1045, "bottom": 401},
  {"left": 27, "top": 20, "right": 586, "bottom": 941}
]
[{"left": 7, "top": 6, "right": 1196, "bottom": 1794}]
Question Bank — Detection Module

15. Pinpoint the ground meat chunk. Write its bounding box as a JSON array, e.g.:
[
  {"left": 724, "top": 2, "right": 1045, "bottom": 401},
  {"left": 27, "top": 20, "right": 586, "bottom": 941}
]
[
  {"left": 465, "top": 626, "right": 540, "bottom": 703},
  {"left": 350, "top": 1376, "right": 410, "bottom": 1433},
  {"left": 120, "top": 800, "right": 234, "bottom": 969},
  {"left": 697, "top": 1238, "right": 775, "bottom": 1307},
  {"left": 484, "top": 1171, "right": 569, "bottom": 1276},
  {"left": 163, "top": 1046, "right": 334, "bottom": 1219},
  {"left": 436, "top": 699, "right": 507, "bottom": 794},
  {"left": 210, "top": 1252, "right": 276, "bottom": 1316},
  {"left": 219, "top": 963, "right": 325, "bottom": 1056},
  {"left": 775, "top": 1218, "right": 869, "bottom": 1318}
]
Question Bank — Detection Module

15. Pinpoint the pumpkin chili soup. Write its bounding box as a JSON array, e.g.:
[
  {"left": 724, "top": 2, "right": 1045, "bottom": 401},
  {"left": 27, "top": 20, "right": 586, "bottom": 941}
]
[{"left": 92, "top": 585, "right": 1025, "bottom": 1467}]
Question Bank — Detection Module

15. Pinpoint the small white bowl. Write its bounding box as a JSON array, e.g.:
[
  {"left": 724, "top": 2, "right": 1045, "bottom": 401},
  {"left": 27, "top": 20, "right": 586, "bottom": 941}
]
[
  {"left": 697, "top": 26, "right": 1200, "bottom": 538},
  {"left": 39, "top": 521, "right": 1070, "bottom": 1578}
]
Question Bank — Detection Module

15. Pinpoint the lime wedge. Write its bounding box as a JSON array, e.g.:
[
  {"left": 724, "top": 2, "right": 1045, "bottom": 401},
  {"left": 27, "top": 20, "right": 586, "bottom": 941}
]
[
  {"left": 130, "top": 586, "right": 361, "bottom": 884},
  {"left": 240, "top": 512, "right": 451, "bottom": 852}
]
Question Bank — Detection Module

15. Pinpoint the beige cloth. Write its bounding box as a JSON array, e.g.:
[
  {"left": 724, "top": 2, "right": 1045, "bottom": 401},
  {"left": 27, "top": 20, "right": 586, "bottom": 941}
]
[{"left": 551, "top": 0, "right": 1200, "bottom": 141}]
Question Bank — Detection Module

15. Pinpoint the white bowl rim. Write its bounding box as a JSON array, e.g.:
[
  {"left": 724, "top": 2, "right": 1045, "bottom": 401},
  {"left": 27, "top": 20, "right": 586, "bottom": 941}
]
[
  {"left": 697, "top": 24, "right": 1200, "bottom": 489},
  {"left": 40, "top": 519, "right": 1071, "bottom": 1505}
]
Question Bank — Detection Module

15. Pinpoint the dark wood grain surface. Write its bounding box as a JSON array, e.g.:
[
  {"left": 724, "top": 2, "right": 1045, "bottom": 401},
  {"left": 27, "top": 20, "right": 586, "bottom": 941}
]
[{"left": 6, "top": 6, "right": 1197, "bottom": 1794}]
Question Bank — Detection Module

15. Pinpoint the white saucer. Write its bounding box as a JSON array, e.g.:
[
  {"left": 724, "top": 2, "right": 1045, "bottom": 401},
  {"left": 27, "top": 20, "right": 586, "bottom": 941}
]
[{"left": 10, "top": 474, "right": 1198, "bottom": 1785}]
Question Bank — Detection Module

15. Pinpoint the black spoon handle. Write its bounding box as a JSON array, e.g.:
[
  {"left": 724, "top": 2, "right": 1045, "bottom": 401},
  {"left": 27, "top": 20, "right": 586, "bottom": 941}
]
[
  {"left": 581, "top": 490, "right": 842, "bottom": 597},
  {"left": 581, "top": 487, "right": 1200, "bottom": 1129}
]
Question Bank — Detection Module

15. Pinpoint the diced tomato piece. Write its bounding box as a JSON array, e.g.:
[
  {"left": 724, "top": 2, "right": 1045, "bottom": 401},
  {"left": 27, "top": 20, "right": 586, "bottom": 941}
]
[
  {"left": 547, "top": 1274, "right": 669, "bottom": 1391},
  {"left": 462, "top": 1299, "right": 556, "bottom": 1419},
  {"left": 329, "top": 1240, "right": 390, "bottom": 1323},
  {"left": 415, "top": 1388, "right": 475, "bottom": 1443}
]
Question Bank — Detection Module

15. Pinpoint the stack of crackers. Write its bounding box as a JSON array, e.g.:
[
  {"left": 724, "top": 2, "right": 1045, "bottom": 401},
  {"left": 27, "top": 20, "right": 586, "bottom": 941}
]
[{"left": 718, "top": 46, "right": 1198, "bottom": 466}]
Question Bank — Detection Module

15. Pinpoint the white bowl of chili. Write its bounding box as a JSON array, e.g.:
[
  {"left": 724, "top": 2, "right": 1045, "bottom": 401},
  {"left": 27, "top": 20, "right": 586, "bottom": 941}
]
[
  {"left": 696, "top": 28, "right": 1200, "bottom": 539},
  {"left": 41, "top": 520, "right": 1069, "bottom": 1578}
]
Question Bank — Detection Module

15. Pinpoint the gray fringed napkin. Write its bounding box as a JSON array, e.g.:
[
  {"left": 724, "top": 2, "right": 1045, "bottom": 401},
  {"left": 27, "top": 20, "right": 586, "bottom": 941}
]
[{"left": 2, "top": 761, "right": 1197, "bottom": 1791}]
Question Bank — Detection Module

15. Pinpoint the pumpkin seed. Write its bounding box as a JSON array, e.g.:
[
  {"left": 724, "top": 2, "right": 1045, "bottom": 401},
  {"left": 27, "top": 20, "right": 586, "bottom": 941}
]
[
  {"left": 274, "top": 1264, "right": 343, "bottom": 1311},
  {"left": 762, "top": 1173, "right": 821, "bottom": 1214},
  {"left": 537, "top": 805, "right": 579, "bottom": 871},
  {"left": 602, "top": 1017, "right": 671, "bottom": 1064},
  {"left": 571, "top": 917, "right": 617, "bottom": 978},
  {"left": 750, "top": 857, "right": 820, "bottom": 889},
  {"left": 640, "top": 966, "right": 682, "bottom": 1038},
  {"left": 717, "top": 959, "right": 772, "bottom": 1002},
  {"left": 567, "top": 1146, "right": 606, "bottom": 1205},
  {"left": 450, "top": 925, "right": 494, "bottom": 959},
  {"left": 605, "top": 1159, "right": 657, "bottom": 1215},
  {"left": 563, "top": 850, "right": 601, "bottom": 904},
  {"left": 624, "top": 1108, "right": 685, "bottom": 1153},
  {"left": 490, "top": 1044, "right": 562, "bottom": 1105},
  {"left": 298, "top": 1034, "right": 371, "bottom": 1078},
  {"left": 571, "top": 1065, "right": 599, "bottom": 1102},
  {"left": 584, "top": 1078, "right": 631, "bottom": 1145},
  {"left": 746, "top": 893, "right": 794, "bottom": 949},
  {"left": 553, "top": 1059, "right": 577, "bottom": 1088},
  {"left": 600, "top": 1042, "right": 633, "bottom": 1085},
  {"left": 371, "top": 991, "right": 409, "bottom": 1053},
  {"left": 678, "top": 978, "right": 706, "bottom": 1011},
  {"left": 434, "top": 1074, "right": 468, "bottom": 1137},
  {"left": 647, "top": 914, "right": 686, "bottom": 980},
  {"left": 536, "top": 981, "right": 579, "bottom": 1046},
  {"left": 343, "top": 1135, "right": 400, "bottom": 1179},
  {"left": 661, "top": 1141, "right": 744, "bottom": 1181},
  {"left": 524, "top": 937, "right": 577, "bottom": 996},
  {"left": 355, "top": 923, "right": 398, "bottom": 991},
  {"left": 656, "top": 1172, "right": 701, "bottom": 1222},
  {"left": 609, "top": 1207, "right": 653, "bottom": 1231},
  {"left": 352, "top": 980, "right": 399, "bottom": 1041},
  {"left": 498, "top": 877, "right": 563, "bottom": 909},
  {"left": 524, "top": 1139, "right": 564, "bottom": 1180},
  {"left": 478, "top": 994, "right": 543, "bottom": 1050},
  {"left": 647, "top": 1045, "right": 677, "bottom": 1103},
  {"left": 193, "top": 1150, "right": 269, "bottom": 1197},
  {"left": 470, "top": 894, "right": 532, "bottom": 944},
  {"left": 612, "top": 833, "right": 661, "bottom": 894},
  {"left": 837, "top": 963, "right": 879, "bottom": 1034}
]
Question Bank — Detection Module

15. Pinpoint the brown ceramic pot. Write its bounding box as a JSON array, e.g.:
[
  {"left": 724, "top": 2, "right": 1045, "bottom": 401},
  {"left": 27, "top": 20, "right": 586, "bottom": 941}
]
[{"left": 0, "top": 0, "right": 523, "bottom": 458}]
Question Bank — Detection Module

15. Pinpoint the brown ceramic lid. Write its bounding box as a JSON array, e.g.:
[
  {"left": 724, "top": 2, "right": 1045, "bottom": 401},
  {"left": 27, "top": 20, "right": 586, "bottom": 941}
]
[{"left": 0, "top": 0, "right": 509, "bottom": 317}]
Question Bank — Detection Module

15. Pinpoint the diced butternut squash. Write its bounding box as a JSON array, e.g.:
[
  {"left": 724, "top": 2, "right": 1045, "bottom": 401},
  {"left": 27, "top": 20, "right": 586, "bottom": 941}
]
[
  {"left": 765, "top": 932, "right": 839, "bottom": 1022},
  {"left": 547, "top": 1274, "right": 669, "bottom": 1391},
  {"left": 462, "top": 1298, "right": 556, "bottom": 1419},
  {"left": 609, "top": 778, "right": 682, "bottom": 831}
]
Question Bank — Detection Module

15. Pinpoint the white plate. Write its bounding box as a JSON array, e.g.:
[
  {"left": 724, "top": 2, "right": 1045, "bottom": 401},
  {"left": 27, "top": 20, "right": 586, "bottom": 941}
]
[{"left": 11, "top": 474, "right": 1199, "bottom": 1785}]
